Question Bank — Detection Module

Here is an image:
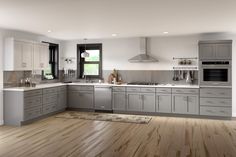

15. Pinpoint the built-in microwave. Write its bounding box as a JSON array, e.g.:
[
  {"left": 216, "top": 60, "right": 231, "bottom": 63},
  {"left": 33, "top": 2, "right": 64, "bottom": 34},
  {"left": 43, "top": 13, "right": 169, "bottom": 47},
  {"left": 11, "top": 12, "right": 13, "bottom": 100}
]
[{"left": 200, "top": 61, "right": 231, "bottom": 86}]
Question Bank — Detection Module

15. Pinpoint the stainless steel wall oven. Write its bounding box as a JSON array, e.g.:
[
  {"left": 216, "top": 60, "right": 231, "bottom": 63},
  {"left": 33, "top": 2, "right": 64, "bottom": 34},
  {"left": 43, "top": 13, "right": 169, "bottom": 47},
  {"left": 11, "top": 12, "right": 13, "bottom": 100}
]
[{"left": 200, "top": 60, "right": 231, "bottom": 86}]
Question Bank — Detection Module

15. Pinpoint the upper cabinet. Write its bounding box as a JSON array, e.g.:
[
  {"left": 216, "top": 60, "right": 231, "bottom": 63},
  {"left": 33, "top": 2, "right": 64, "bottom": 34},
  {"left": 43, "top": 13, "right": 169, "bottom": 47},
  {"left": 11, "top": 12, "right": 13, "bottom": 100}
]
[
  {"left": 199, "top": 40, "right": 232, "bottom": 60},
  {"left": 4, "top": 38, "right": 49, "bottom": 71},
  {"left": 33, "top": 43, "right": 49, "bottom": 70}
]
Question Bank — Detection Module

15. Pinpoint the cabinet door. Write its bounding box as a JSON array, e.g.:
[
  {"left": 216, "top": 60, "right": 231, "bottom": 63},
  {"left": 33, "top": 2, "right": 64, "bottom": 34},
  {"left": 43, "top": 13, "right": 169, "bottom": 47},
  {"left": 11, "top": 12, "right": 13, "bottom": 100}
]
[
  {"left": 113, "top": 92, "right": 126, "bottom": 111},
  {"left": 68, "top": 91, "right": 79, "bottom": 108},
  {"left": 68, "top": 91, "right": 94, "bottom": 109},
  {"left": 187, "top": 95, "right": 199, "bottom": 115},
  {"left": 58, "top": 91, "right": 67, "bottom": 110},
  {"left": 199, "top": 44, "right": 215, "bottom": 60},
  {"left": 14, "top": 41, "right": 23, "bottom": 70},
  {"left": 172, "top": 95, "right": 188, "bottom": 114},
  {"left": 33, "top": 44, "right": 49, "bottom": 70},
  {"left": 127, "top": 93, "right": 142, "bottom": 111},
  {"left": 156, "top": 94, "right": 172, "bottom": 113},
  {"left": 215, "top": 43, "right": 232, "bottom": 59},
  {"left": 21, "top": 42, "right": 33, "bottom": 70},
  {"left": 142, "top": 93, "right": 155, "bottom": 112}
]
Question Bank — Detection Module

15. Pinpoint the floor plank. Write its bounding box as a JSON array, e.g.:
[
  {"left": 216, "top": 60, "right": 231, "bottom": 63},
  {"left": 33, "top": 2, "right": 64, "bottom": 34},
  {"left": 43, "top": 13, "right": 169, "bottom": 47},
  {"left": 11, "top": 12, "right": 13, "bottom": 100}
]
[{"left": 0, "top": 112, "right": 235, "bottom": 157}]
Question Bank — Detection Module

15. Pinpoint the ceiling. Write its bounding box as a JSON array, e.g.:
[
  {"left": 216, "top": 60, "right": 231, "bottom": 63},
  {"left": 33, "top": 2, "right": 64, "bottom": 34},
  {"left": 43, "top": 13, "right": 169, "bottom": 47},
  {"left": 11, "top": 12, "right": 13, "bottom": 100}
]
[{"left": 0, "top": 0, "right": 236, "bottom": 40}]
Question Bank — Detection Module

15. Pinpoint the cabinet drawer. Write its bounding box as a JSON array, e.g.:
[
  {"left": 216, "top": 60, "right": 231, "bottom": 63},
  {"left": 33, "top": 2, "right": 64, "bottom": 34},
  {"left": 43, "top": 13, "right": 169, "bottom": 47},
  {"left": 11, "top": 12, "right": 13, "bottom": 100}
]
[
  {"left": 43, "top": 94, "right": 58, "bottom": 104},
  {"left": 172, "top": 88, "right": 199, "bottom": 94},
  {"left": 43, "top": 102, "right": 57, "bottom": 114},
  {"left": 43, "top": 87, "right": 58, "bottom": 94},
  {"left": 24, "top": 96, "right": 42, "bottom": 109},
  {"left": 156, "top": 88, "right": 171, "bottom": 93},
  {"left": 24, "top": 107, "right": 42, "bottom": 121},
  {"left": 24, "top": 89, "right": 42, "bottom": 97},
  {"left": 200, "top": 106, "right": 232, "bottom": 117},
  {"left": 113, "top": 86, "right": 126, "bottom": 92},
  {"left": 58, "top": 86, "right": 67, "bottom": 92},
  {"left": 126, "top": 87, "right": 141, "bottom": 92},
  {"left": 200, "top": 98, "right": 231, "bottom": 107},
  {"left": 140, "top": 88, "right": 155, "bottom": 93},
  {"left": 68, "top": 85, "right": 94, "bottom": 91},
  {"left": 200, "top": 88, "right": 231, "bottom": 98}
]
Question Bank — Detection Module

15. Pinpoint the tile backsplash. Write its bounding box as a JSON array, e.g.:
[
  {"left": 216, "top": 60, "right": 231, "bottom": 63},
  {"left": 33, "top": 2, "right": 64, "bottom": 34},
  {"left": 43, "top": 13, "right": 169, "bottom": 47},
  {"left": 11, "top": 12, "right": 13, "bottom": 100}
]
[{"left": 4, "top": 70, "right": 198, "bottom": 87}]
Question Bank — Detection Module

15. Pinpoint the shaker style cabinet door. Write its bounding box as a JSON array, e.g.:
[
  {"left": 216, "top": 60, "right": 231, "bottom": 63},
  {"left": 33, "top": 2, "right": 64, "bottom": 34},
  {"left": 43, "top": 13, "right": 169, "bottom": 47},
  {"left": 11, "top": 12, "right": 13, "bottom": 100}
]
[
  {"left": 172, "top": 95, "right": 188, "bottom": 114},
  {"left": 156, "top": 94, "right": 172, "bottom": 113},
  {"left": 199, "top": 44, "right": 215, "bottom": 60},
  {"left": 126, "top": 93, "right": 142, "bottom": 112},
  {"left": 33, "top": 44, "right": 49, "bottom": 70},
  {"left": 21, "top": 42, "right": 33, "bottom": 70},
  {"left": 14, "top": 41, "right": 33, "bottom": 70},
  {"left": 215, "top": 43, "right": 232, "bottom": 59},
  {"left": 199, "top": 42, "right": 232, "bottom": 60},
  {"left": 187, "top": 95, "right": 199, "bottom": 115},
  {"left": 68, "top": 91, "right": 94, "bottom": 109},
  {"left": 113, "top": 92, "right": 126, "bottom": 111},
  {"left": 142, "top": 93, "right": 155, "bottom": 112}
]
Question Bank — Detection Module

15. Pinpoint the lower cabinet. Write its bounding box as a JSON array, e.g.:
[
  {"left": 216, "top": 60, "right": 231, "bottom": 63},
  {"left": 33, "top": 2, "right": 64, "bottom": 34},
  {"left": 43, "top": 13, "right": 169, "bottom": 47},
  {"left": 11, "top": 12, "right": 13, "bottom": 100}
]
[
  {"left": 172, "top": 94, "right": 199, "bottom": 115},
  {"left": 126, "top": 92, "right": 155, "bottom": 112},
  {"left": 113, "top": 92, "right": 126, "bottom": 111},
  {"left": 68, "top": 91, "right": 94, "bottom": 109},
  {"left": 142, "top": 93, "right": 155, "bottom": 112},
  {"left": 156, "top": 94, "right": 172, "bottom": 113},
  {"left": 127, "top": 93, "right": 142, "bottom": 111}
]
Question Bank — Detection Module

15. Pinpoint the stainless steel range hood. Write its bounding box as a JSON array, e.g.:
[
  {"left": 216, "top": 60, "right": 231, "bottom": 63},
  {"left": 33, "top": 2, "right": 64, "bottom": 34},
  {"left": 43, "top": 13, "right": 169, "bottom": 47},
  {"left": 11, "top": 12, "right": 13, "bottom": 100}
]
[{"left": 128, "top": 37, "right": 158, "bottom": 63}]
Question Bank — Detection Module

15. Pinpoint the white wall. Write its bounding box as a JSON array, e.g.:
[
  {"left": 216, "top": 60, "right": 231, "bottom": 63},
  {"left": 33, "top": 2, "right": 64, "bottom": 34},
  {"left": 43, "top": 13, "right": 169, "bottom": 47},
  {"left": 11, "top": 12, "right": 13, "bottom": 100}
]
[
  {"left": 0, "top": 30, "right": 3, "bottom": 125},
  {"left": 61, "top": 36, "right": 199, "bottom": 70}
]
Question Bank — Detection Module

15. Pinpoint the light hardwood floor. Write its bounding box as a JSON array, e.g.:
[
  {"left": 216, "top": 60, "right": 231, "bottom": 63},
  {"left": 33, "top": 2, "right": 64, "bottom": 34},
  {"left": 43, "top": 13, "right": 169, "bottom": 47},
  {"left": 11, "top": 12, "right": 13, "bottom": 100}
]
[{"left": 0, "top": 112, "right": 236, "bottom": 157}]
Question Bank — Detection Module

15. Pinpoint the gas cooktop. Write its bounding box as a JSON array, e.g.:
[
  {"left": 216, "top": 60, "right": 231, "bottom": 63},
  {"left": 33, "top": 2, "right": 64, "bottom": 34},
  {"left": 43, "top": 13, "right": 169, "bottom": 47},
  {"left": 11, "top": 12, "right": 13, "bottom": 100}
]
[{"left": 127, "top": 82, "right": 159, "bottom": 85}]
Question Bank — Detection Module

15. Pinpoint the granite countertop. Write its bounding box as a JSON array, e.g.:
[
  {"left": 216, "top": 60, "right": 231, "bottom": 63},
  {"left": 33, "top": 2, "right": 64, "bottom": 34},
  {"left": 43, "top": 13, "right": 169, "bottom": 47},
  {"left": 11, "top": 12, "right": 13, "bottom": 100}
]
[{"left": 3, "top": 82, "right": 200, "bottom": 91}]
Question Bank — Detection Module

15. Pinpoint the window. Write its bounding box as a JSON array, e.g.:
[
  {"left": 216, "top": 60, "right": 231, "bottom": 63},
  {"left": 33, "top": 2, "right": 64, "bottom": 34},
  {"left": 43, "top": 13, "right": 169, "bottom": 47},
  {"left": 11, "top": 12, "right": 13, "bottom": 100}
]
[
  {"left": 77, "top": 43, "right": 102, "bottom": 78},
  {"left": 42, "top": 42, "right": 59, "bottom": 80}
]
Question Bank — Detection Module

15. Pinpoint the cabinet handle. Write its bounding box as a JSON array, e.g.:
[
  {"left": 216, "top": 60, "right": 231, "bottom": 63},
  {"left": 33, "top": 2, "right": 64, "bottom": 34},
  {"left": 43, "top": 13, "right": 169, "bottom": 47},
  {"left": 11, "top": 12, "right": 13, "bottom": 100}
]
[
  {"left": 206, "top": 92, "right": 212, "bottom": 95},
  {"left": 220, "top": 110, "right": 226, "bottom": 113}
]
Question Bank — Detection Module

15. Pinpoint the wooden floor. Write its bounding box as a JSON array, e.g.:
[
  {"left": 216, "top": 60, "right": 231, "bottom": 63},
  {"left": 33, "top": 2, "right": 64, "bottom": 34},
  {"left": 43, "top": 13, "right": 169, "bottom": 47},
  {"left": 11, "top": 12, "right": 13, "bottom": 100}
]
[{"left": 0, "top": 113, "right": 236, "bottom": 157}]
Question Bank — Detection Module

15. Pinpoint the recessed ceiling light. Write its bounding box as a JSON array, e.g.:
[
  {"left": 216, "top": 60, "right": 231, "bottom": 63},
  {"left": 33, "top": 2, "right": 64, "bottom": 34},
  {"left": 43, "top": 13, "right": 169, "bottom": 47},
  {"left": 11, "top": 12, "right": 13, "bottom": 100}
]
[
  {"left": 112, "top": 33, "right": 117, "bottom": 37},
  {"left": 163, "top": 31, "right": 169, "bottom": 34},
  {"left": 47, "top": 30, "right": 52, "bottom": 33}
]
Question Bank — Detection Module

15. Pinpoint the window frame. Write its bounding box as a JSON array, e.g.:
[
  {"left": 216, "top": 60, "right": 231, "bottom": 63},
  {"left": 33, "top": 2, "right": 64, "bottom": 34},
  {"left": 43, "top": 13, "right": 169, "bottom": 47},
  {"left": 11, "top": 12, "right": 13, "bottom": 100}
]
[
  {"left": 77, "top": 43, "right": 102, "bottom": 79},
  {"left": 41, "top": 42, "right": 59, "bottom": 80}
]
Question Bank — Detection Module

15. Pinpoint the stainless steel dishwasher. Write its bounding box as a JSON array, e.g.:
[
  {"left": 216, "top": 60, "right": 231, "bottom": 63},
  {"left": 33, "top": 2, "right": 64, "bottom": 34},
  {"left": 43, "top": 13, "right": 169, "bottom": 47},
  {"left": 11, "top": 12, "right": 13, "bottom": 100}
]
[{"left": 94, "top": 85, "right": 112, "bottom": 111}]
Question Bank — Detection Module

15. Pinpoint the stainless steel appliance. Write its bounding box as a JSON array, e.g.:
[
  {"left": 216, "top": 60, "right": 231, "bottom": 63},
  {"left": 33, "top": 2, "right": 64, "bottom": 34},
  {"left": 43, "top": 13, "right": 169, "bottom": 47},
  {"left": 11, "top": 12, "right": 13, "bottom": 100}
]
[
  {"left": 200, "top": 60, "right": 231, "bottom": 86},
  {"left": 94, "top": 85, "right": 112, "bottom": 111}
]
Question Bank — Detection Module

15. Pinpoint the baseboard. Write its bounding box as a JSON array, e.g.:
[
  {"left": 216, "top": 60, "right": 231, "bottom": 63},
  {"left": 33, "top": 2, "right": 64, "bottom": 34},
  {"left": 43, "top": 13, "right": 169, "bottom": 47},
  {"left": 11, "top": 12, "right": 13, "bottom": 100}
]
[{"left": 0, "top": 120, "right": 3, "bottom": 125}]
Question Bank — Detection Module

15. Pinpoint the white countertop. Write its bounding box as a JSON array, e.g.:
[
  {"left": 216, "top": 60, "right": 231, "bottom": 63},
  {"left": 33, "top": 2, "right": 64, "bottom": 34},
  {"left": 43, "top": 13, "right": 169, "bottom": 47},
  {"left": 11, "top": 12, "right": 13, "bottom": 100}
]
[{"left": 3, "top": 82, "right": 200, "bottom": 91}]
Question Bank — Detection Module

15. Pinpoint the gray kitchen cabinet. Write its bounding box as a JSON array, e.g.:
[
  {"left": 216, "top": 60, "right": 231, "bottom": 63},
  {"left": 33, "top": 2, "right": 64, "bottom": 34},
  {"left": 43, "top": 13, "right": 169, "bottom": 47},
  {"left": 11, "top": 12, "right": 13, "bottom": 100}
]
[
  {"left": 68, "top": 91, "right": 94, "bottom": 109},
  {"left": 156, "top": 94, "right": 172, "bottom": 113},
  {"left": 172, "top": 88, "right": 199, "bottom": 115},
  {"left": 126, "top": 93, "right": 142, "bottom": 111},
  {"left": 126, "top": 87, "right": 155, "bottom": 112},
  {"left": 200, "top": 87, "right": 232, "bottom": 117},
  {"left": 57, "top": 90, "right": 67, "bottom": 110},
  {"left": 113, "top": 92, "right": 126, "bottom": 111},
  {"left": 42, "top": 87, "right": 58, "bottom": 115},
  {"left": 199, "top": 41, "right": 232, "bottom": 60},
  {"left": 142, "top": 93, "right": 155, "bottom": 112},
  {"left": 68, "top": 85, "right": 94, "bottom": 109}
]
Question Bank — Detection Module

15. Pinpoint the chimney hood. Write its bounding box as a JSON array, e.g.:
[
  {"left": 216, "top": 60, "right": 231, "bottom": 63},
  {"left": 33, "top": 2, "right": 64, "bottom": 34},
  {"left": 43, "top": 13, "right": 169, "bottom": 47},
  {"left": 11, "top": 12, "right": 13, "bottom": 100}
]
[{"left": 128, "top": 37, "right": 158, "bottom": 63}]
